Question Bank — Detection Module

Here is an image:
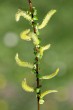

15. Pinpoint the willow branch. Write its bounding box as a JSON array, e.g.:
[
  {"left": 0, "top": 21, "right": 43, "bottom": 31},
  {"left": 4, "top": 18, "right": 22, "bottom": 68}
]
[{"left": 27, "top": 0, "right": 40, "bottom": 110}]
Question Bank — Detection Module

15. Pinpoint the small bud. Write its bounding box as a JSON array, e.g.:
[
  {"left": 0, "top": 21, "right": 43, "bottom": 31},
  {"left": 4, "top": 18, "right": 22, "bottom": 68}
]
[
  {"left": 15, "top": 53, "right": 33, "bottom": 69},
  {"left": 36, "top": 88, "right": 40, "bottom": 93},
  {"left": 39, "top": 99, "right": 44, "bottom": 104},
  {"left": 38, "top": 9, "right": 57, "bottom": 29},
  {"left": 22, "top": 78, "right": 34, "bottom": 92},
  {"left": 40, "top": 68, "right": 59, "bottom": 79}
]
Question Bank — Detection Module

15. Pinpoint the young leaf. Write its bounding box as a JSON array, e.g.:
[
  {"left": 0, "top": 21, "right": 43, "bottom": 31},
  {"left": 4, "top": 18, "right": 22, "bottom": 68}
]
[
  {"left": 20, "top": 29, "right": 31, "bottom": 41},
  {"left": 22, "top": 78, "right": 34, "bottom": 92},
  {"left": 36, "top": 88, "right": 40, "bottom": 94},
  {"left": 15, "top": 9, "right": 32, "bottom": 22},
  {"left": 15, "top": 53, "right": 33, "bottom": 68},
  {"left": 40, "top": 90, "right": 58, "bottom": 99},
  {"left": 32, "top": 7, "right": 37, "bottom": 16},
  {"left": 38, "top": 9, "right": 56, "bottom": 29},
  {"left": 40, "top": 68, "right": 59, "bottom": 79},
  {"left": 33, "top": 16, "right": 38, "bottom": 21}
]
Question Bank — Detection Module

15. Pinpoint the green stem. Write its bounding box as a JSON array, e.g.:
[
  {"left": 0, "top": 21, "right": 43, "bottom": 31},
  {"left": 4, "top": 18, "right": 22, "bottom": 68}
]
[{"left": 27, "top": 0, "right": 40, "bottom": 110}]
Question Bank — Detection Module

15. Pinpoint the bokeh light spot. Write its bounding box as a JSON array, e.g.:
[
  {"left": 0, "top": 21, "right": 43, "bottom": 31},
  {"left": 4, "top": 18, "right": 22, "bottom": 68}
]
[{"left": 3, "top": 32, "right": 19, "bottom": 47}]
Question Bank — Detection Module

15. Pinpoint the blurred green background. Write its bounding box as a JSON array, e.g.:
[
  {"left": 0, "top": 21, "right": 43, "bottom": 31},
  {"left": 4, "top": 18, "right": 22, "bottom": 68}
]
[{"left": 0, "top": 0, "right": 73, "bottom": 110}]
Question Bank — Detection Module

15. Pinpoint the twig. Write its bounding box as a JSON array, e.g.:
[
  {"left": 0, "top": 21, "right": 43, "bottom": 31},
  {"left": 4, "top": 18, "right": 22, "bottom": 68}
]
[{"left": 27, "top": 0, "right": 40, "bottom": 110}]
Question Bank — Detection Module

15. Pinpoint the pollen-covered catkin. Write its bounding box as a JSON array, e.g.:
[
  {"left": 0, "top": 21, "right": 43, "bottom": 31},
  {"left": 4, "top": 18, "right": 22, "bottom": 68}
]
[
  {"left": 22, "top": 79, "right": 34, "bottom": 92},
  {"left": 15, "top": 53, "right": 33, "bottom": 69},
  {"left": 38, "top": 10, "right": 56, "bottom": 29},
  {"left": 15, "top": 9, "right": 32, "bottom": 22}
]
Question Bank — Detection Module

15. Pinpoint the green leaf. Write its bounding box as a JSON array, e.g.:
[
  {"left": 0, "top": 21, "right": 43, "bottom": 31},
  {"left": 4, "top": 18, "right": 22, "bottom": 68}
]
[
  {"left": 33, "top": 16, "right": 38, "bottom": 21},
  {"left": 36, "top": 88, "right": 40, "bottom": 93}
]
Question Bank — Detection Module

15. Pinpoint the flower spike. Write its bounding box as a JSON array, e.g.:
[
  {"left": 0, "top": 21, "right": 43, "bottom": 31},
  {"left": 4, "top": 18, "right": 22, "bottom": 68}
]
[
  {"left": 20, "top": 29, "right": 31, "bottom": 41},
  {"left": 20, "top": 30, "right": 40, "bottom": 45},
  {"left": 37, "top": 44, "right": 51, "bottom": 59},
  {"left": 41, "top": 44, "right": 51, "bottom": 51},
  {"left": 39, "top": 90, "right": 58, "bottom": 104},
  {"left": 29, "top": 32, "right": 40, "bottom": 46},
  {"left": 15, "top": 53, "right": 33, "bottom": 69},
  {"left": 40, "top": 90, "right": 58, "bottom": 99},
  {"left": 40, "top": 68, "right": 59, "bottom": 79},
  {"left": 15, "top": 9, "right": 32, "bottom": 22},
  {"left": 38, "top": 9, "right": 56, "bottom": 29},
  {"left": 22, "top": 78, "right": 34, "bottom": 92}
]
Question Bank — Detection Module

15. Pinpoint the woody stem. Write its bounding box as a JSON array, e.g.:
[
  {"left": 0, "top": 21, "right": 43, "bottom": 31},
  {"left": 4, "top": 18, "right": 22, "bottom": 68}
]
[{"left": 27, "top": 0, "right": 40, "bottom": 110}]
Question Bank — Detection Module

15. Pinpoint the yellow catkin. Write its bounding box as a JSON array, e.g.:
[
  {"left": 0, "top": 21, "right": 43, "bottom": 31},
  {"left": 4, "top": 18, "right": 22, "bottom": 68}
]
[
  {"left": 29, "top": 32, "right": 40, "bottom": 45},
  {"left": 15, "top": 9, "right": 32, "bottom": 22},
  {"left": 42, "top": 44, "right": 51, "bottom": 51},
  {"left": 40, "top": 44, "right": 51, "bottom": 54},
  {"left": 15, "top": 53, "right": 33, "bottom": 68},
  {"left": 40, "top": 68, "right": 59, "bottom": 79},
  {"left": 38, "top": 10, "right": 56, "bottom": 29},
  {"left": 22, "top": 79, "right": 34, "bottom": 92},
  {"left": 37, "top": 44, "right": 51, "bottom": 58},
  {"left": 20, "top": 29, "right": 31, "bottom": 41},
  {"left": 40, "top": 90, "right": 58, "bottom": 98}
]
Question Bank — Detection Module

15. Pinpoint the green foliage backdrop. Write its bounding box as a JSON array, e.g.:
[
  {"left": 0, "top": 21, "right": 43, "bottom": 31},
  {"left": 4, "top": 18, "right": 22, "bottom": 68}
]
[{"left": 0, "top": 0, "right": 73, "bottom": 110}]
